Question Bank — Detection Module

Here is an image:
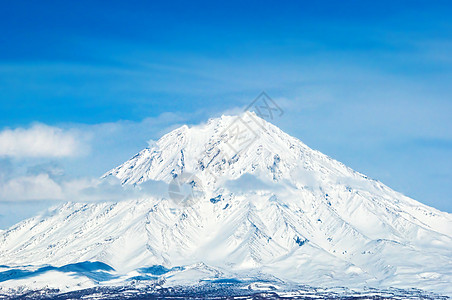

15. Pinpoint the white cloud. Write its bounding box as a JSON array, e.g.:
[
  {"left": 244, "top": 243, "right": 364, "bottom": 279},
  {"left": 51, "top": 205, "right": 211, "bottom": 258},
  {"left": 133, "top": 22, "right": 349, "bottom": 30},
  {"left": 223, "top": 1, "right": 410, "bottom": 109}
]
[
  {"left": 0, "top": 173, "right": 168, "bottom": 203},
  {"left": 0, "top": 123, "right": 84, "bottom": 158},
  {"left": 0, "top": 112, "right": 195, "bottom": 206},
  {"left": 0, "top": 173, "right": 63, "bottom": 201}
]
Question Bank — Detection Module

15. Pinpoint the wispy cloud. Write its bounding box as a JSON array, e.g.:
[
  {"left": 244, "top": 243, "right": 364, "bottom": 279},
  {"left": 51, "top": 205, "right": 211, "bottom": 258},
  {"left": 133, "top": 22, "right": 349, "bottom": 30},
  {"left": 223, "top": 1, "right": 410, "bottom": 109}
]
[
  {"left": 0, "top": 173, "right": 167, "bottom": 203},
  {"left": 0, "top": 123, "right": 85, "bottom": 158},
  {"left": 0, "top": 173, "right": 63, "bottom": 201}
]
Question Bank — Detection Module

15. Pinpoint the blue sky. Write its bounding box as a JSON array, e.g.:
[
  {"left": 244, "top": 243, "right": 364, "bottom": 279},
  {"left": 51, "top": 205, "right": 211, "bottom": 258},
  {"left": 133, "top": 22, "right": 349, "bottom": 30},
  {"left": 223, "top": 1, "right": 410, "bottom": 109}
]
[{"left": 0, "top": 0, "right": 451, "bottom": 227}]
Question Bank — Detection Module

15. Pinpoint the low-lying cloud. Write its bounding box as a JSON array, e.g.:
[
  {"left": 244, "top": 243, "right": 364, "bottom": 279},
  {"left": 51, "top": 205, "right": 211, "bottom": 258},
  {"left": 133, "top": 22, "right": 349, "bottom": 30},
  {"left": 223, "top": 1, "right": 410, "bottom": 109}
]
[{"left": 0, "top": 173, "right": 168, "bottom": 203}]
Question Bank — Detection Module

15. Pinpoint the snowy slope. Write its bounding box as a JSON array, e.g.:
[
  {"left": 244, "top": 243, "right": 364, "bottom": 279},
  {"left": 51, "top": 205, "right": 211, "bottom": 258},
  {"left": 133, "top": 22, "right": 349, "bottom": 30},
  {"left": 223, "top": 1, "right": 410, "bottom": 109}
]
[{"left": 1, "top": 112, "right": 451, "bottom": 296}]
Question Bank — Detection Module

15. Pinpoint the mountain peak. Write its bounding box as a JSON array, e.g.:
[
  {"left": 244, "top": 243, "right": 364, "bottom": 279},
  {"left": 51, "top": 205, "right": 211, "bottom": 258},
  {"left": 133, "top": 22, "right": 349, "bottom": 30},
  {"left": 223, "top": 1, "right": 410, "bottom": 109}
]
[{"left": 102, "top": 111, "right": 316, "bottom": 187}]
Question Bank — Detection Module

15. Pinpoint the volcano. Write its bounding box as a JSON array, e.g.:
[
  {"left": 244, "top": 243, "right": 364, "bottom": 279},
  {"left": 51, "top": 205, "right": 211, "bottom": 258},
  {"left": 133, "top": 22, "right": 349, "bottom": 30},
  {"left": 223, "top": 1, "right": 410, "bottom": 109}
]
[{"left": 1, "top": 112, "right": 451, "bottom": 298}]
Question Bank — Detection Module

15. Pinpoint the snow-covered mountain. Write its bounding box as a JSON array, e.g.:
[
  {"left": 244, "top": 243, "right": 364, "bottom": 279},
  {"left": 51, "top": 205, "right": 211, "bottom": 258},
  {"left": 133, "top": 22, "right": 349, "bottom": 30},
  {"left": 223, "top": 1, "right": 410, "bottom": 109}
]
[{"left": 1, "top": 112, "right": 451, "bottom": 297}]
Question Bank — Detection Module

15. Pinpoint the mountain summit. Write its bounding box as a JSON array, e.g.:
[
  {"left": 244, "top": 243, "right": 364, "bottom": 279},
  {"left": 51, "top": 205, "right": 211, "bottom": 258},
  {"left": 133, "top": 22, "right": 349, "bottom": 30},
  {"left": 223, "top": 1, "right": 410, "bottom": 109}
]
[{"left": 1, "top": 113, "right": 452, "bottom": 296}]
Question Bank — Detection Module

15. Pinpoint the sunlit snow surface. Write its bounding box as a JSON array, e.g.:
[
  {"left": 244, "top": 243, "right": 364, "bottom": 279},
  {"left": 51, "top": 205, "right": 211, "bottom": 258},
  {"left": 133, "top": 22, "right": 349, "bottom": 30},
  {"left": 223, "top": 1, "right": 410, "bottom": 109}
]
[{"left": 1, "top": 113, "right": 451, "bottom": 298}]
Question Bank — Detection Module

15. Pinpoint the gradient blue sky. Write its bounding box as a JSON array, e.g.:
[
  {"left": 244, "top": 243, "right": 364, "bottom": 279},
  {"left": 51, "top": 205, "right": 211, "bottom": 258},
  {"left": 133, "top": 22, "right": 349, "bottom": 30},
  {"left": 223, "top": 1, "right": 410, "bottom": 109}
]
[{"left": 0, "top": 0, "right": 451, "bottom": 227}]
